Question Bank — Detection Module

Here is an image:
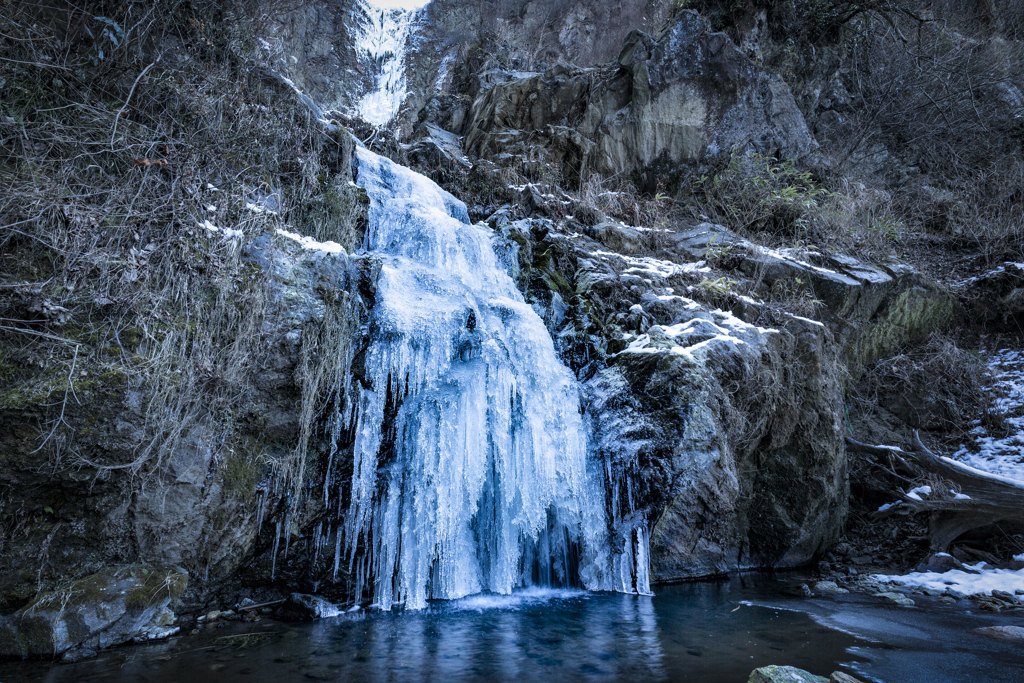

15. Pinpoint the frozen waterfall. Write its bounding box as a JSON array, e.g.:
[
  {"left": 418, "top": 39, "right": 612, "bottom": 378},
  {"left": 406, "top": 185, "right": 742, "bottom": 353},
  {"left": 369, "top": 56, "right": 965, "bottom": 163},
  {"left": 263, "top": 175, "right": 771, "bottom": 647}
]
[
  {"left": 353, "top": 0, "right": 420, "bottom": 127},
  {"left": 335, "top": 144, "right": 650, "bottom": 610}
]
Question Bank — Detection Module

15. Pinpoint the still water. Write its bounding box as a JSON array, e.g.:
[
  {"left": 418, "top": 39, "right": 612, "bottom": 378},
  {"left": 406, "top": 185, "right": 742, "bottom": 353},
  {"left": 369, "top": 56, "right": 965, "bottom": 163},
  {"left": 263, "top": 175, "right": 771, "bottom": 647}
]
[{"left": 0, "top": 576, "right": 1020, "bottom": 683}]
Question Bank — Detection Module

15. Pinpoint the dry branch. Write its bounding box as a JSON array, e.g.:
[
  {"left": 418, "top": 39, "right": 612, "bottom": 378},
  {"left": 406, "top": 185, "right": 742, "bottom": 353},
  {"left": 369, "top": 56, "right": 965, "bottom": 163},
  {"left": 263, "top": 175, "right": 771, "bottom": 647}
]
[{"left": 847, "top": 432, "right": 1024, "bottom": 550}]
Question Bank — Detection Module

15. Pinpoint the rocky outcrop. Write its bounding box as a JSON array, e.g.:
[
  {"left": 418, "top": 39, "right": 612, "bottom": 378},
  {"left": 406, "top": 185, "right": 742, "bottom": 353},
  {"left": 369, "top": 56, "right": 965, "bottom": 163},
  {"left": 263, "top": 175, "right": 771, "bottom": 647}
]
[
  {"left": 407, "top": 1, "right": 674, "bottom": 131},
  {"left": 255, "top": 0, "right": 372, "bottom": 117},
  {"left": 256, "top": 0, "right": 674, "bottom": 135},
  {"left": 488, "top": 205, "right": 954, "bottom": 580},
  {"left": 0, "top": 229, "right": 365, "bottom": 620},
  {"left": 587, "top": 304, "right": 846, "bottom": 578},
  {"left": 0, "top": 566, "right": 186, "bottom": 659},
  {"left": 463, "top": 10, "right": 817, "bottom": 187},
  {"left": 669, "top": 223, "right": 958, "bottom": 369}
]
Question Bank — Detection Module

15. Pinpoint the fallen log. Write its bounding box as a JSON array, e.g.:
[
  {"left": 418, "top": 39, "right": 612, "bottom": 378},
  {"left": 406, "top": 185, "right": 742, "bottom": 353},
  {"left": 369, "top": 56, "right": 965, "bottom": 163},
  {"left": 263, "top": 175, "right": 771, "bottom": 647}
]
[{"left": 846, "top": 432, "right": 1024, "bottom": 551}]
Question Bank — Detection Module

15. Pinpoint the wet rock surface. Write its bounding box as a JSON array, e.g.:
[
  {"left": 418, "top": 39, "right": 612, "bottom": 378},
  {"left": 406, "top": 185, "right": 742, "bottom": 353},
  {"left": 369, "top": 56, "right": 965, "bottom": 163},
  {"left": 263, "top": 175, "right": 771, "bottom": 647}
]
[
  {"left": 974, "top": 625, "right": 1024, "bottom": 641},
  {"left": 275, "top": 593, "right": 341, "bottom": 622}
]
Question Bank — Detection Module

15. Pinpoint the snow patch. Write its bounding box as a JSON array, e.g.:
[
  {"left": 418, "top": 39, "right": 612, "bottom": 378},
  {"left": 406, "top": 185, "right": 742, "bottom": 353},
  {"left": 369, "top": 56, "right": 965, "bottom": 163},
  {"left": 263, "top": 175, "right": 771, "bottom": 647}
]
[
  {"left": 590, "top": 250, "right": 710, "bottom": 279},
  {"left": 276, "top": 229, "right": 345, "bottom": 254},
  {"left": 906, "top": 485, "right": 932, "bottom": 501},
  {"left": 874, "top": 565, "right": 1024, "bottom": 597},
  {"left": 620, "top": 308, "right": 776, "bottom": 361},
  {"left": 951, "top": 347, "right": 1024, "bottom": 482},
  {"left": 198, "top": 219, "right": 243, "bottom": 239}
]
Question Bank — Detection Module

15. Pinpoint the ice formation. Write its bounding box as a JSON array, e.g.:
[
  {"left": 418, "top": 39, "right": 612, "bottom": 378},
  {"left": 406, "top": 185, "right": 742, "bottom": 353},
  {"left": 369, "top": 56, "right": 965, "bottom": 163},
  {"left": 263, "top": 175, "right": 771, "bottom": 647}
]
[
  {"left": 353, "top": 0, "right": 420, "bottom": 126},
  {"left": 334, "top": 144, "right": 650, "bottom": 610}
]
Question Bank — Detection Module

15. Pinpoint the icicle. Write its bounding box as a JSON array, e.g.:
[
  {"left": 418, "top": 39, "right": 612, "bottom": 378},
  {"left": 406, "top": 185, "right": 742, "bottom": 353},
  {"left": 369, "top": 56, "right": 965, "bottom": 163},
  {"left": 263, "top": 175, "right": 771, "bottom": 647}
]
[
  {"left": 333, "top": 524, "right": 343, "bottom": 579},
  {"left": 282, "top": 510, "right": 291, "bottom": 561},
  {"left": 324, "top": 400, "right": 342, "bottom": 506},
  {"left": 271, "top": 520, "right": 281, "bottom": 580},
  {"left": 635, "top": 526, "right": 652, "bottom": 596},
  {"left": 620, "top": 533, "right": 634, "bottom": 594},
  {"left": 313, "top": 521, "right": 323, "bottom": 565},
  {"left": 255, "top": 488, "right": 266, "bottom": 538}
]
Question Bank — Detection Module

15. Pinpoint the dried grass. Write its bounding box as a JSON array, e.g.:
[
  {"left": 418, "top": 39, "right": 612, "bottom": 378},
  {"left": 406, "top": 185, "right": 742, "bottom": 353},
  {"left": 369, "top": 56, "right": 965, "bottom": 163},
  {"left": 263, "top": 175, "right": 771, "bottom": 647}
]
[
  {"left": 852, "top": 333, "right": 999, "bottom": 434},
  {"left": 0, "top": 1, "right": 356, "bottom": 493}
]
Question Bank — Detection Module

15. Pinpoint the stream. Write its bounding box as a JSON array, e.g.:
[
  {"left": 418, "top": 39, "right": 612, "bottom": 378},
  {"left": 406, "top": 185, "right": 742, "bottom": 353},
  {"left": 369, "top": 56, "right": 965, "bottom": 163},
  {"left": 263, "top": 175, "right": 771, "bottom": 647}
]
[{"left": 1, "top": 574, "right": 1020, "bottom": 683}]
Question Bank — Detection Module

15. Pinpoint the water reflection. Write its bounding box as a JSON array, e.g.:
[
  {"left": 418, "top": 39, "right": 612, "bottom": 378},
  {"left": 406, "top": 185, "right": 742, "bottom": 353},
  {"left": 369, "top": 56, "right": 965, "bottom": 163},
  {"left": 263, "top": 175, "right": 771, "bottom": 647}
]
[
  {"left": 293, "top": 589, "right": 666, "bottom": 682},
  {"left": 1, "top": 580, "right": 870, "bottom": 683}
]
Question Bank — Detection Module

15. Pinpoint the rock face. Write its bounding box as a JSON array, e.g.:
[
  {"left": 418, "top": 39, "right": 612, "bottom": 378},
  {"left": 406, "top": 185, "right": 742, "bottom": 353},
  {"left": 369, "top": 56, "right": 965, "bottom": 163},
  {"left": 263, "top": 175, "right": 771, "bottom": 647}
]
[
  {"left": 0, "top": 222, "right": 365, "bottom": 617},
  {"left": 256, "top": 0, "right": 372, "bottom": 117},
  {"left": 0, "top": 566, "right": 186, "bottom": 658},
  {"left": 561, "top": 231, "right": 849, "bottom": 577},
  {"left": 495, "top": 215, "right": 950, "bottom": 580},
  {"left": 668, "top": 223, "right": 957, "bottom": 371},
  {"left": 258, "top": 0, "right": 674, "bottom": 134},
  {"left": 463, "top": 10, "right": 817, "bottom": 187},
  {"left": 588, "top": 305, "right": 845, "bottom": 578}
]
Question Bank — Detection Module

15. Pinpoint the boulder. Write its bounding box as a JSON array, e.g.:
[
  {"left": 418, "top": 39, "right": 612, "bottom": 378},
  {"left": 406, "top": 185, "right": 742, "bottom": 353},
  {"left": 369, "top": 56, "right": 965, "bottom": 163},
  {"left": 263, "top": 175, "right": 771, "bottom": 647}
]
[
  {"left": 830, "top": 673, "right": 867, "bottom": 683},
  {"left": 588, "top": 222, "right": 651, "bottom": 255},
  {"left": 915, "top": 552, "right": 967, "bottom": 574},
  {"left": 813, "top": 581, "right": 849, "bottom": 595},
  {"left": 873, "top": 591, "right": 915, "bottom": 607},
  {"left": 973, "top": 625, "right": 1024, "bottom": 641},
  {"left": 276, "top": 593, "right": 341, "bottom": 622},
  {"left": 0, "top": 566, "right": 186, "bottom": 659},
  {"left": 748, "top": 665, "right": 829, "bottom": 683}
]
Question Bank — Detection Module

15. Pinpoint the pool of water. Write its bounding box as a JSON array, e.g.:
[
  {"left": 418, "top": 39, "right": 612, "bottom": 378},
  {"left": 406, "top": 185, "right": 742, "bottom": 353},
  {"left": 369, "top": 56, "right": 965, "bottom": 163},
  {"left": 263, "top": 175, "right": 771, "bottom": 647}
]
[{"left": 0, "top": 575, "right": 1020, "bottom": 682}]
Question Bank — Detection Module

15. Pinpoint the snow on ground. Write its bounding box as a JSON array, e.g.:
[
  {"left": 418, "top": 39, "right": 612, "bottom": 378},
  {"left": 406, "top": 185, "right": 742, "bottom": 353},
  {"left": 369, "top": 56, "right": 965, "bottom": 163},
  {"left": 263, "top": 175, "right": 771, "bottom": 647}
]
[
  {"left": 590, "top": 250, "right": 710, "bottom": 279},
  {"left": 871, "top": 348, "right": 1024, "bottom": 592},
  {"left": 198, "top": 219, "right": 243, "bottom": 239},
  {"left": 952, "top": 348, "right": 1024, "bottom": 482},
  {"left": 620, "top": 307, "right": 777, "bottom": 363},
  {"left": 873, "top": 564, "right": 1024, "bottom": 597},
  {"left": 955, "top": 262, "right": 1024, "bottom": 289},
  {"left": 276, "top": 228, "right": 345, "bottom": 254}
]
